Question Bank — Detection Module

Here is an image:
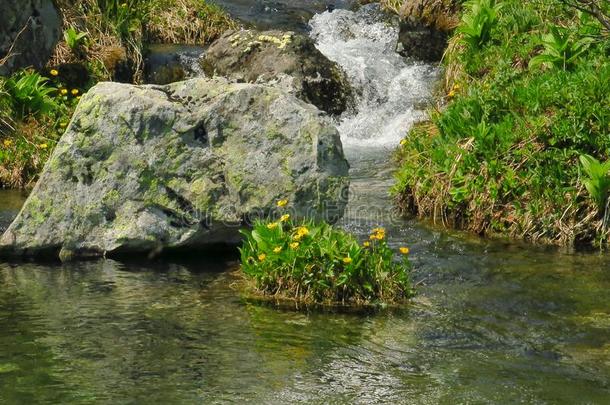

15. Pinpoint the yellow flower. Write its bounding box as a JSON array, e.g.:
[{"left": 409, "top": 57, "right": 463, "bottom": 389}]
[
  {"left": 363, "top": 241, "right": 370, "bottom": 248},
  {"left": 280, "top": 214, "right": 290, "bottom": 222},
  {"left": 39, "top": 143, "right": 48, "bottom": 149},
  {"left": 448, "top": 90, "right": 456, "bottom": 98},
  {"left": 296, "top": 226, "right": 309, "bottom": 237},
  {"left": 293, "top": 233, "right": 303, "bottom": 241},
  {"left": 400, "top": 138, "right": 407, "bottom": 146},
  {"left": 290, "top": 242, "right": 299, "bottom": 249},
  {"left": 370, "top": 227, "right": 386, "bottom": 240},
  {"left": 399, "top": 247, "right": 410, "bottom": 255},
  {"left": 59, "top": 122, "right": 67, "bottom": 128},
  {"left": 342, "top": 257, "right": 352, "bottom": 264},
  {"left": 49, "top": 69, "right": 59, "bottom": 76},
  {"left": 60, "top": 88, "right": 68, "bottom": 95},
  {"left": 258, "top": 254, "right": 266, "bottom": 262},
  {"left": 71, "top": 89, "right": 79, "bottom": 96},
  {"left": 2, "top": 139, "right": 13, "bottom": 148},
  {"left": 273, "top": 246, "right": 282, "bottom": 253},
  {"left": 277, "top": 199, "right": 288, "bottom": 207},
  {"left": 267, "top": 222, "right": 278, "bottom": 230}
]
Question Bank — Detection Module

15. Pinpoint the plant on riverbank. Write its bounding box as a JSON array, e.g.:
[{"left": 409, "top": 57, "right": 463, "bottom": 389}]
[
  {"left": 239, "top": 203, "right": 412, "bottom": 305},
  {"left": 0, "top": 70, "right": 81, "bottom": 188},
  {"left": 51, "top": 0, "right": 238, "bottom": 82},
  {"left": 1, "top": 0, "right": 237, "bottom": 189},
  {"left": 457, "top": 0, "right": 502, "bottom": 50},
  {"left": 394, "top": 0, "right": 610, "bottom": 247}
]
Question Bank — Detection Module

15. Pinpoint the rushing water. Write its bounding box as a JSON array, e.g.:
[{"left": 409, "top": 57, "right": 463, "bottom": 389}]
[{"left": 1, "top": 3, "right": 609, "bottom": 403}]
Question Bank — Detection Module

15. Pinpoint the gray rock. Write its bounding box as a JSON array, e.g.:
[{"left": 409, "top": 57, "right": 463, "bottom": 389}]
[
  {"left": 0, "top": 0, "right": 62, "bottom": 75},
  {"left": 0, "top": 78, "right": 349, "bottom": 259},
  {"left": 201, "top": 29, "right": 354, "bottom": 116}
]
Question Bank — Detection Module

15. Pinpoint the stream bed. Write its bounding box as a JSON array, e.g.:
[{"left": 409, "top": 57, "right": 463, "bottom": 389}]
[{"left": 1, "top": 3, "right": 609, "bottom": 404}]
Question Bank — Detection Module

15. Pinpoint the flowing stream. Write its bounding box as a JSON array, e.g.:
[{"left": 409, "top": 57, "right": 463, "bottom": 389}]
[{"left": 0, "top": 4, "right": 609, "bottom": 403}]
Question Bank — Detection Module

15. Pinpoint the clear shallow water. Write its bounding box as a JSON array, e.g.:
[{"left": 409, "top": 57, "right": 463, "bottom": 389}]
[{"left": 1, "top": 3, "right": 610, "bottom": 404}]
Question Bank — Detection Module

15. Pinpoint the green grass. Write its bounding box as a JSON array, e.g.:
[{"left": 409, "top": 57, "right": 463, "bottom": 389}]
[
  {"left": 1, "top": 0, "right": 237, "bottom": 189},
  {"left": 0, "top": 70, "right": 82, "bottom": 188},
  {"left": 239, "top": 202, "right": 412, "bottom": 305},
  {"left": 394, "top": 0, "right": 610, "bottom": 247}
]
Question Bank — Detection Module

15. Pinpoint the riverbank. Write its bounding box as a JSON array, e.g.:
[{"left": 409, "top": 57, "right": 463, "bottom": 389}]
[
  {"left": 0, "top": 0, "right": 237, "bottom": 189},
  {"left": 392, "top": 0, "right": 610, "bottom": 248}
]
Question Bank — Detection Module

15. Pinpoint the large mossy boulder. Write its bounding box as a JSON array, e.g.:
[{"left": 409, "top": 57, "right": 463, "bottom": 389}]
[
  {"left": 0, "top": 0, "right": 62, "bottom": 75},
  {"left": 0, "top": 78, "right": 349, "bottom": 260},
  {"left": 201, "top": 29, "right": 354, "bottom": 116},
  {"left": 393, "top": 0, "right": 463, "bottom": 61}
]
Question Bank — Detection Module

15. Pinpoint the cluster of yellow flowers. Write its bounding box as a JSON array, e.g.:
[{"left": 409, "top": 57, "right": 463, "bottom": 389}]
[
  {"left": 370, "top": 227, "right": 386, "bottom": 241},
  {"left": 2, "top": 139, "right": 13, "bottom": 148},
  {"left": 49, "top": 69, "right": 81, "bottom": 99}
]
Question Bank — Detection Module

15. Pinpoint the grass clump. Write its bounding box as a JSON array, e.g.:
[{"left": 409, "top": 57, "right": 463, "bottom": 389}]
[
  {"left": 52, "top": 0, "right": 238, "bottom": 82},
  {"left": 0, "top": 69, "right": 84, "bottom": 188},
  {"left": 239, "top": 202, "right": 412, "bottom": 306},
  {"left": 394, "top": 0, "right": 610, "bottom": 247}
]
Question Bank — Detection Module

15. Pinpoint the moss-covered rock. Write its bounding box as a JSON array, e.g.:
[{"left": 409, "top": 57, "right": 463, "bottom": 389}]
[
  {"left": 201, "top": 29, "right": 354, "bottom": 116},
  {"left": 0, "top": 78, "right": 349, "bottom": 260}
]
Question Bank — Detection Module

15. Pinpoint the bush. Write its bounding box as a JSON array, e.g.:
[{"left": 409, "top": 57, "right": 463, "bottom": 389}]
[
  {"left": 394, "top": 0, "right": 610, "bottom": 247},
  {"left": 239, "top": 202, "right": 412, "bottom": 305}
]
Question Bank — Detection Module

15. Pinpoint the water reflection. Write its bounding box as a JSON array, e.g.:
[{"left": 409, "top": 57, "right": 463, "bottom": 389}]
[{"left": 0, "top": 251, "right": 608, "bottom": 402}]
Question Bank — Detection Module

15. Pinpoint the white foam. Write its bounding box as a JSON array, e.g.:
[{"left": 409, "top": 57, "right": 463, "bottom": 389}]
[{"left": 309, "top": 5, "right": 439, "bottom": 147}]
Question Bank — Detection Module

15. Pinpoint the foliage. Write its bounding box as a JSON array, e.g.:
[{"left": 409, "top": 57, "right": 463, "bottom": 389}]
[
  {"left": 458, "top": 0, "right": 503, "bottom": 50},
  {"left": 529, "top": 25, "right": 594, "bottom": 70},
  {"left": 239, "top": 205, "right": 412, "bottom": 305},
  {"left": 3, "top": 71, "right": 58, "bottom": 118},
  {"left": 0, "top": 69, "right": 82, "bottom": 188},
  {"left": 63, "top": 27, "right": 88, "bottom": 51},
  {"left": 580, "top": 154, "right": 610, "bottom": 213},
  {"left": 394, "top": 0, "right": 610, "bottom": 247}
]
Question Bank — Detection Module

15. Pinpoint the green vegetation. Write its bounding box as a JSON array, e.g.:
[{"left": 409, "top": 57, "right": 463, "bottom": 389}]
[
  {"left": 1, "top": 0, "right": 237, "bottom": 189},
  {"left": 394, "top": 0, "right": 610, "bottom": 247},
  {"left": 0, "top": 70, "right": 80, "bottom": 188},
  {"left": 239, "top": 201, "right": 412, "bottom": 305}
]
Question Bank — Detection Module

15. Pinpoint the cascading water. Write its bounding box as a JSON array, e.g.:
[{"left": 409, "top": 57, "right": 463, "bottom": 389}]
[
  {"left": 308, "top": 4, "right": 439, "bottom": 228},
  {"left": 309, "top": 4, "right": 439, "bottom": 148}
]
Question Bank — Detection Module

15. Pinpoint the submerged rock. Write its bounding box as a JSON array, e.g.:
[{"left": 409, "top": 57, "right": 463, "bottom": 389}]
[
  {"left": 0, "top": 78, "right": 349, "bottom": 260},
  {"left": 0, "top": 0, "right": 62, "bottom": 75},
  {"left": 201, "top": 29, "right": 354, "bottom": 116}
]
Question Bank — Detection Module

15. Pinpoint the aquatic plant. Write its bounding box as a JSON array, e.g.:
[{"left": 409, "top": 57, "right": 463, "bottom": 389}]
[{"left": 239, "top": 202, "right": 412, "bottom": 305}]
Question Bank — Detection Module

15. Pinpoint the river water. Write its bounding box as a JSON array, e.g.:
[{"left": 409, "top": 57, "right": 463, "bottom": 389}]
[{"left": 1, "top": 3, "right": 609, "bottom": 403}]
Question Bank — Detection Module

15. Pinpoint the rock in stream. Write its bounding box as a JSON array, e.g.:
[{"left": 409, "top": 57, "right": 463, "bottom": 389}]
[
  {"left": 0, "top": 78, "right": 349, "bottom": 260},
  {"left": 201, "top": 29, "right": 354, "bottom": 116}
]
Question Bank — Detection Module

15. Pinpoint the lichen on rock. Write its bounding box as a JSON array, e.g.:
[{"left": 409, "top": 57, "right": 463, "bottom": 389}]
[
  {"left": 201, "top": 29, "right": 354, "bottom": 116},
  {"left": 0, "top": 78, "right": 350, "bottom": 260}
]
